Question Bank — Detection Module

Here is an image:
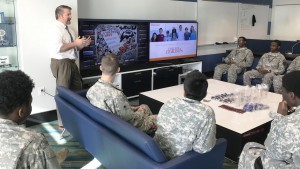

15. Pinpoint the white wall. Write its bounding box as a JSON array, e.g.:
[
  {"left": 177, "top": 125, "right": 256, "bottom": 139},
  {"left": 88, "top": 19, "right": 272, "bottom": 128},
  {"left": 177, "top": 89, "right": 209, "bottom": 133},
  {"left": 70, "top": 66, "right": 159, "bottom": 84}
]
[
  {"left": 16, "top": 0, "right": 78, "bottom": 114},
  {"left": 271, "top": 1, "right": 300, "bottom": 41},
  {"left": 78, "top": 0, "right": 197, "bottom": 20}
]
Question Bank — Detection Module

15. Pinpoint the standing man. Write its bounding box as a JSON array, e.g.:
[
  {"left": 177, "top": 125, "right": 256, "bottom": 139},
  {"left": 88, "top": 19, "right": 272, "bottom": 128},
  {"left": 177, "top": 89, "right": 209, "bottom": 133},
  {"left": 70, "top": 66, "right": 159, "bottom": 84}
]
[
  {"left": 273, "top": 56, "right": 300, "bottom": 93},
  {"left": 49, "top": 5, "right": 91, "bottom": 128},
  {"left": 213, "top": 37, "right": 254, "bottom": 83},
  {"left": 243, "top": 40, "right": 286, "bottom": 88}
]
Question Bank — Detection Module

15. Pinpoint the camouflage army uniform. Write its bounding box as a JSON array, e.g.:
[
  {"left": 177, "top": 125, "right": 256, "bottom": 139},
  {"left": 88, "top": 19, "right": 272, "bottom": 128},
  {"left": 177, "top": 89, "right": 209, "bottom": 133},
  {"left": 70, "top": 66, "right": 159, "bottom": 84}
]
[
  {"left": 273, "top": 56, "right": 300, "bottom": 93},
  {"left": 243, "top": 52, "right": 286, "bottom": 87},
  {"left": 213, "top": 47, "right": 254, "bottom": 83},
  {"left": 86, "top": 79, "right": 156, "bottom": 133},
  {"left": 154, "top": 97, "right": 216, "bottom": 159},
  {"left": 0, "top": 119, "right": 60, "bottom": 169},
  {"left": 238, "top": 106, "right": 300, "bottom": 169}
]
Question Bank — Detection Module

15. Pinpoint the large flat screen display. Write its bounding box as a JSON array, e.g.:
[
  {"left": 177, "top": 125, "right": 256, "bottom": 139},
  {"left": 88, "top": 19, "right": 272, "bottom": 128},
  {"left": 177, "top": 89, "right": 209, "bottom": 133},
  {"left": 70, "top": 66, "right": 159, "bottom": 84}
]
[
  {"left": 79, "top": 20, "right": 149, "bottom": 77},
  {"left": 149, "top": 22, "right": 197, "bottom": 62}
]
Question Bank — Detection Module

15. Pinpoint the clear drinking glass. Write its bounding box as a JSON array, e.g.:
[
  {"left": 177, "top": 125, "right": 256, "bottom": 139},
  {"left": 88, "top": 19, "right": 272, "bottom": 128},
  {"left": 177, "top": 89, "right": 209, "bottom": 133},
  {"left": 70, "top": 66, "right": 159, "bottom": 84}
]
[
  {"left": 251, "top": 86, "right": 258, "bottom": 103},
  {"left": 234, "top": 88, "right": 242, "bottom": 107},
  {"left": 256, "top": 84, "right": 263, "bottom": 103},
  {"left": 261, "top": 84, "right": 269, "bottom": 99},
  {"left": 244, "top": 85, "right": 251, "bottom": 104}
]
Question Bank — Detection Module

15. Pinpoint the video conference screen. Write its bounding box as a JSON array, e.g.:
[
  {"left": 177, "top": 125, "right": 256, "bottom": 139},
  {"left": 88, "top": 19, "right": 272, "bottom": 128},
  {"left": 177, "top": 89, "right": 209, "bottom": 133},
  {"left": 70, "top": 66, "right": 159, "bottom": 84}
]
[{"left": 149, "top": 22, "right": 198, "bottom": 62}]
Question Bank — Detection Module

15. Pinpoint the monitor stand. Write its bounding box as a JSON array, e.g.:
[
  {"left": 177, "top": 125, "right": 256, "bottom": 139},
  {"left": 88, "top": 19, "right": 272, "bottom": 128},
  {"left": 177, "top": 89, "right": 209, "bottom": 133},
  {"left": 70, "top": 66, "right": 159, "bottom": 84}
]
[
  {"left": 181, "top": 58, "right": 200, "bottom": 63},
  {"left": 156, "top": 62, "right": 173, "bottom": 65}
]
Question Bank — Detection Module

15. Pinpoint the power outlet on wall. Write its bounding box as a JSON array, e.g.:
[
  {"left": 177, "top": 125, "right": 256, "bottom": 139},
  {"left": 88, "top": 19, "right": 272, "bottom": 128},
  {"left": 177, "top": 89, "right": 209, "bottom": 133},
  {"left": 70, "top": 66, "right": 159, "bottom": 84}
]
[{"left": 37, "top": 86, "right": 45, "bottom": 96}]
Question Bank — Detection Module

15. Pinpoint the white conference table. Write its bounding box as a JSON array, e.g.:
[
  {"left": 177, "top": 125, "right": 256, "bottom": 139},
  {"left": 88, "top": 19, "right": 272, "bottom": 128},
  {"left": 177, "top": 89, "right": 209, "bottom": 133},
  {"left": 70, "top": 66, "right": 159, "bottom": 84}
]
[{"left": 139, "top": 79, "right": 282, "bottom": 161}]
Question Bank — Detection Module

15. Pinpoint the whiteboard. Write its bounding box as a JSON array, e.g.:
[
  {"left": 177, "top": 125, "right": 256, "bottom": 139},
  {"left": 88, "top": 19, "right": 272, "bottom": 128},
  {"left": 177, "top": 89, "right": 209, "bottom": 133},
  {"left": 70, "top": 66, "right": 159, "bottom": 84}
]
[
  {"left": 237, "top": 4, "right": 269, "bottom": 40},
  {"left": 197, "top": 1, "right": 270, "bottom": 45},
  {"left": 271, "top": 4, "right": 300, "bottom": 41},
  {"left": 197, "top": 0, "right": 239, "bottom": 45}
]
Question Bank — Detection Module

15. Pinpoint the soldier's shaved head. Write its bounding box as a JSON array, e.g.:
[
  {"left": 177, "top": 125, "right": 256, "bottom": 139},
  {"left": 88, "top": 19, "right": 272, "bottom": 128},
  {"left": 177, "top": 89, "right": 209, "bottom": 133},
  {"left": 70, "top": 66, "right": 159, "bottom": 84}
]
[
  {"left": 184, "top": 70, "right": 208, "bottom": 101},
  {"left": 101, "top": 53, "right": 120, "bottom": 76}
]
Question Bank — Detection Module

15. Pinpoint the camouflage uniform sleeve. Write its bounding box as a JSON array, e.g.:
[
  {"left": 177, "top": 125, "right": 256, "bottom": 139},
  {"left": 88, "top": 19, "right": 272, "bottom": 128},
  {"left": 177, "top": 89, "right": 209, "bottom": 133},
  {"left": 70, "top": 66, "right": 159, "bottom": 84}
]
[
  {"left": 193, "top": 108, "right": 217, "bottom": 153},
  {"left": 269, "top": 111, "right": 284, "bottom": 123},
  {"left": 273, "top": 56, "right": 286, "bottom": 75},
  {"left": 256, "top": 54, "right": 267, "bottom": 69},
  {"left": 287, "top": 58, "right": 297, "bottom": 73},
  {"left": 224, "top": 51, "right": 234, "bottom": 64},
  {"left": 17, "top": 134, "right": 61, "bottom": 169},
  {"left": 114, "top": 94, "right": 152, "bottom": 132},
  {"left": 238, "top": 49, "right": 254, "bottom": 68},
  {"left": 264, "top": 120, "right": 294, "bottom": 167}
]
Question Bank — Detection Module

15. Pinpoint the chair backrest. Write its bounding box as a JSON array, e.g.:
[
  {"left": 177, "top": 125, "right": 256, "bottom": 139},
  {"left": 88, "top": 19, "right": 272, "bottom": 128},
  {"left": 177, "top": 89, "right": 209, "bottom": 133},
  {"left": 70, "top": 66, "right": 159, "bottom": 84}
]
[
  {"left": 170, "top": 138, "right": 227, "bottom": 169},
  {"left": 284, "top": 60, "right": 292, "bottom": 73},
  {"left": 56, "top": 86, "right": 167, "bottom": 163},
  {"left": 75, "top": 89, "right": 88, "bottom": 98},
  {"left": 248, "top": 56, "right": 260, "bottom": 70},
  {"left": 55, "top": 95, "right": 163, "bottom": 169}
]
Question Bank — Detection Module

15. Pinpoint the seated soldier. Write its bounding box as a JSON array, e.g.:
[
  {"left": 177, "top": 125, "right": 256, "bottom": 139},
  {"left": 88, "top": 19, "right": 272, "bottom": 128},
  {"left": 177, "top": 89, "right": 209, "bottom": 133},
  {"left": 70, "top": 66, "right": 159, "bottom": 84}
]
[
  {"left": 238, "top": 71, "right": 300, "bottom": 169},
  {"left": 87, "top": 53, "right": 157, "bottom": 134},
  {"left": 243, "top": 40, "right": 286, "bottom": 88},
  {"left": 0, "top": 70, "right": 68, "bottom": 168},
  {"left": 213, "top": 36, "right": 254, "bottom": 83},
  {"left": 273, "top": 56, "right": 300, "bottom": 93},
  {"left": 154, "top": 70, "right": 216, "bottom": 159}
]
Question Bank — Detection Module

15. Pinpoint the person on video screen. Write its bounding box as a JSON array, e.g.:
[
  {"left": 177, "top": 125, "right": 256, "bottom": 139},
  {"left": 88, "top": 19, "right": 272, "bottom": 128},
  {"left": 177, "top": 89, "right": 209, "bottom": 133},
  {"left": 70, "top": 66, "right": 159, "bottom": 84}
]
[
  {"left": 171, "top": 28, "right": 178, "bottom": 41},
  {"left": 189, "top": 25, "right": 197, "bottom": 40},
  {"left": 151, "top": 33, "right": 157, "bottom": 42},
  {"left": 177, "top": 25, "right": 184, "bottom": 41},
  {"left": 164, "top": 31, "right": 172, "bottom": 41},
  {"left": 157, "top": 28, "right": 165, "bottom": 42},
  {"left": 184, "top": 27, "right": 190, "bottom": 40}
]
